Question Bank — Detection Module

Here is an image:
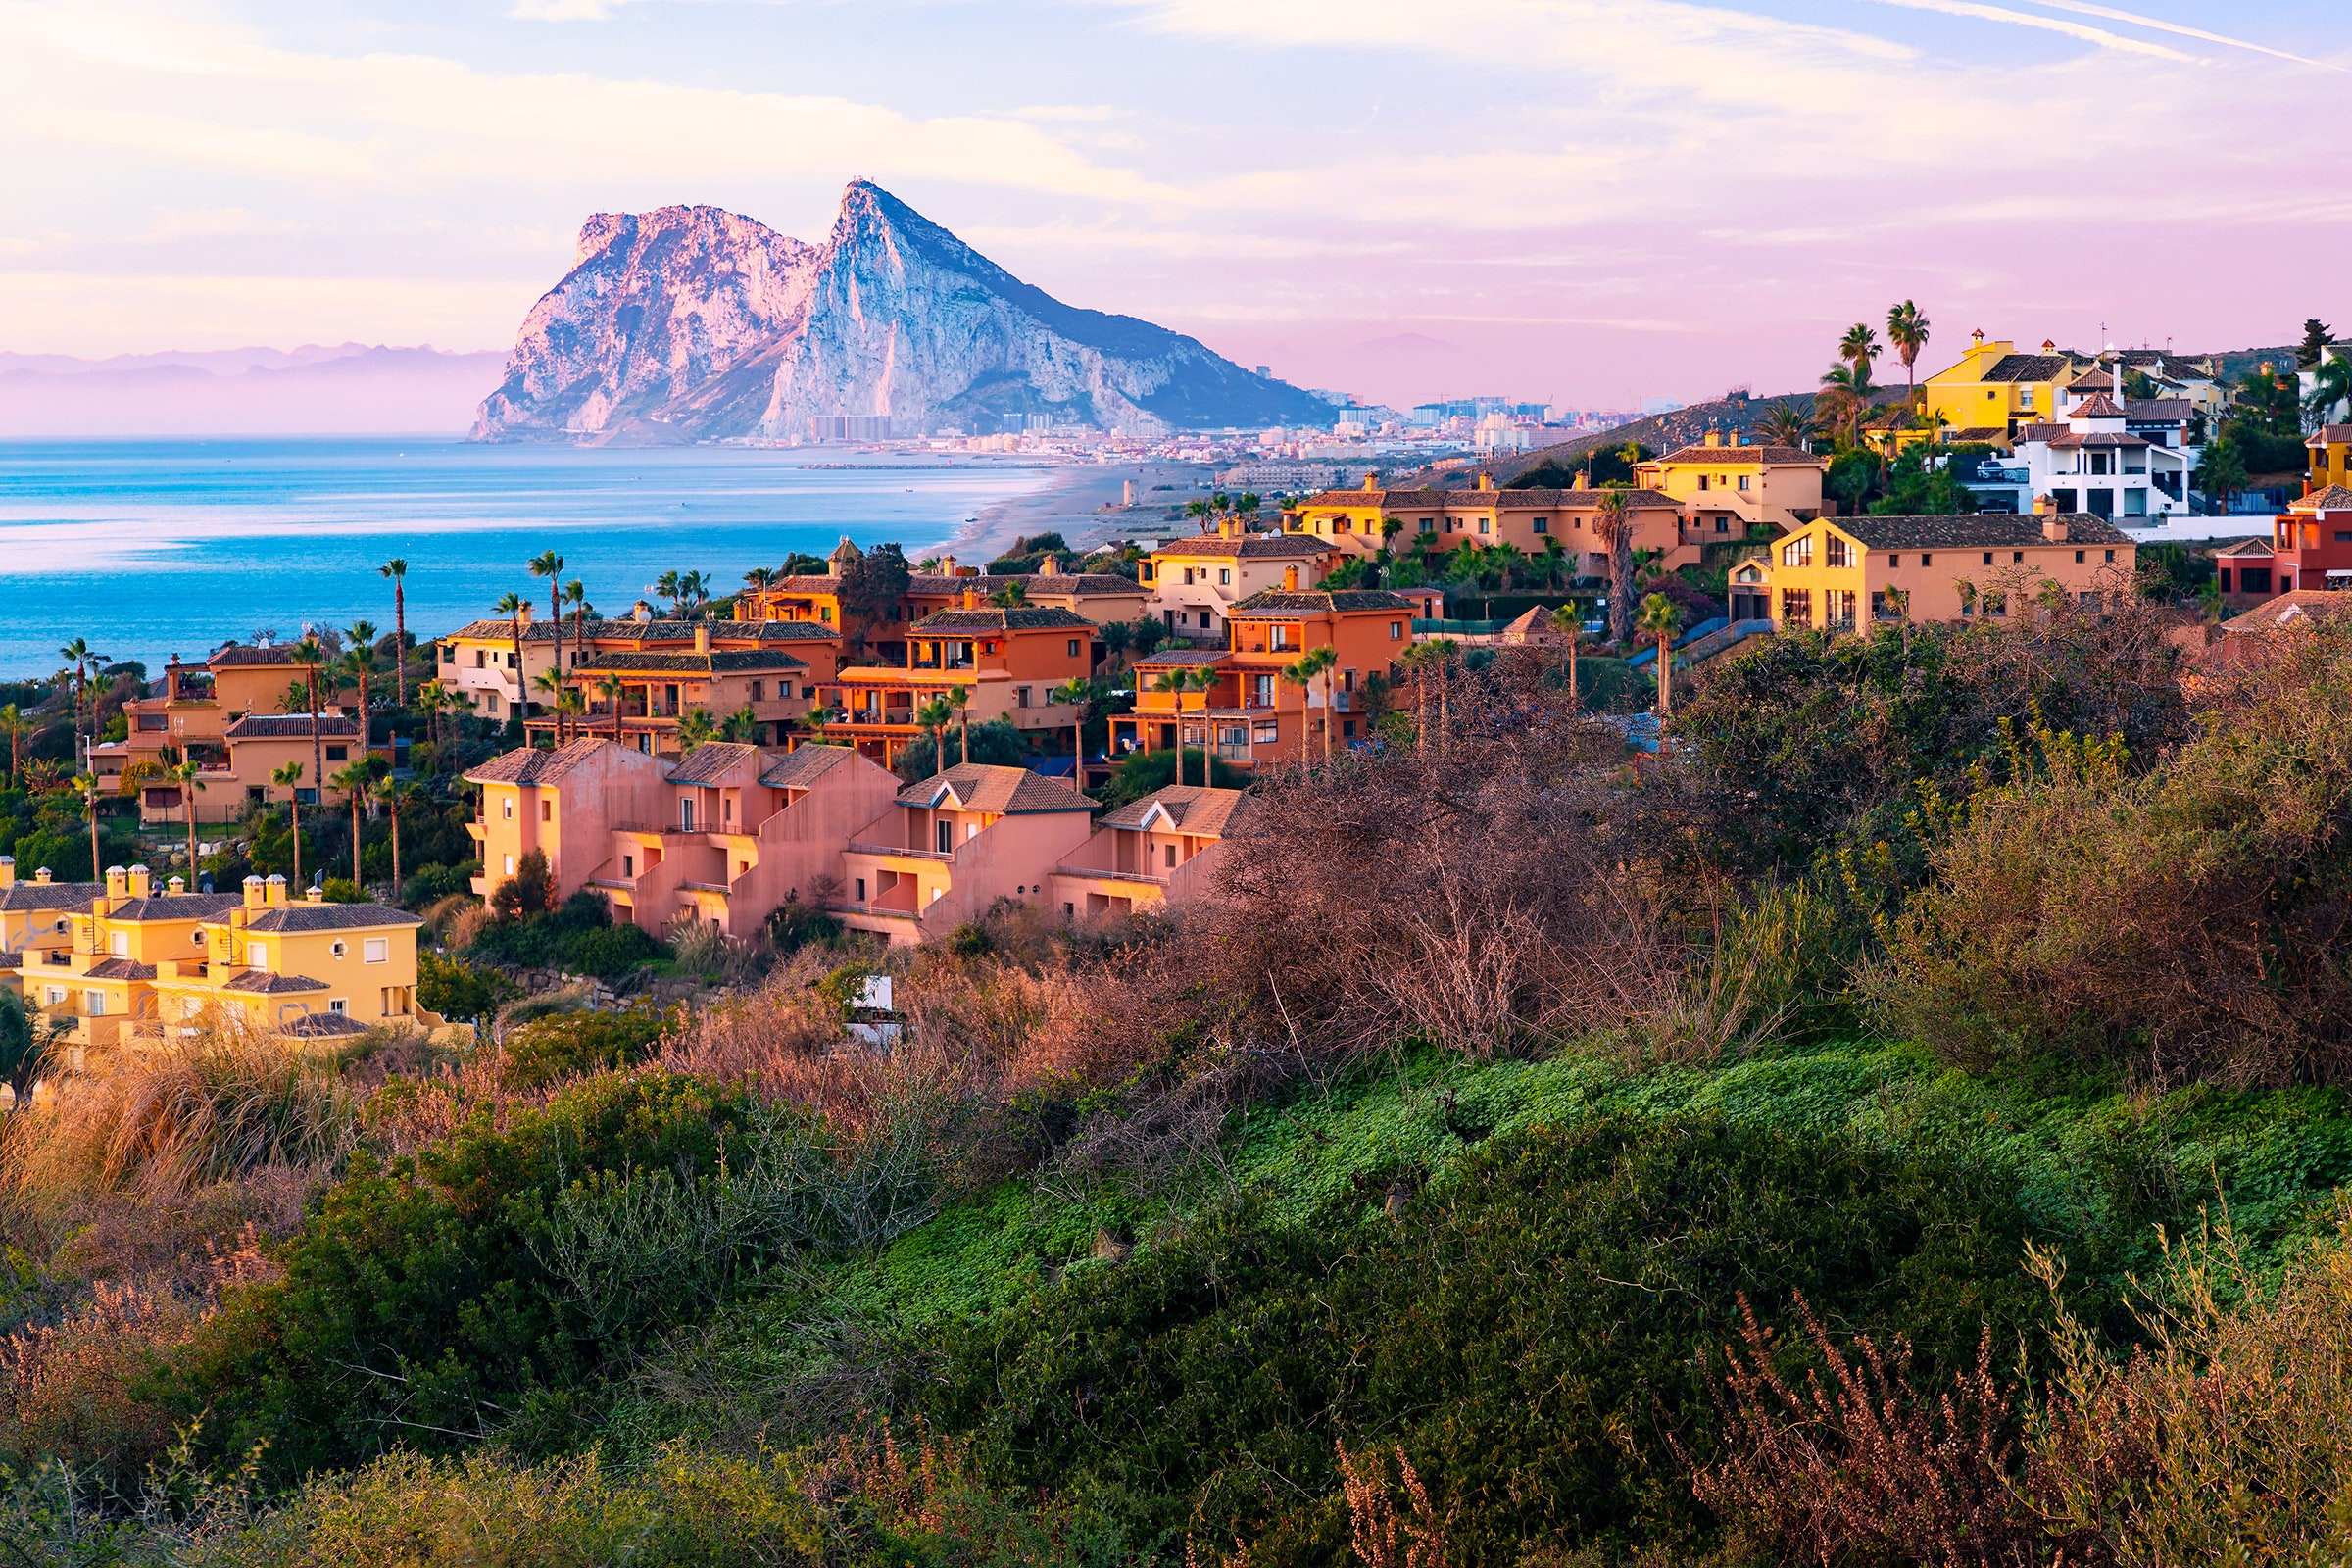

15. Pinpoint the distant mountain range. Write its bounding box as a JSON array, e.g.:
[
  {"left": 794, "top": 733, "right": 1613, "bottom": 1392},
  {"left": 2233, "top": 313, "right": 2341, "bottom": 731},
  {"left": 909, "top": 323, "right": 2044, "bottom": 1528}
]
[
  {"left": 471, "top": 180, "right": 1333, "bottom": 445},
  {"left": 0, "top": 343, "right": 507, "bottom": 437}
]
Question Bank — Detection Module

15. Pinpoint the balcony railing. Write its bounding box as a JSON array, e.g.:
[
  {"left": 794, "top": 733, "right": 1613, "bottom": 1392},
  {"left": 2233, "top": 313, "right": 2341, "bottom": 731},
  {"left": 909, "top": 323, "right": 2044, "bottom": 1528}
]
[{"left": 847, "top": 841, "right": 954, "bottom": 861}]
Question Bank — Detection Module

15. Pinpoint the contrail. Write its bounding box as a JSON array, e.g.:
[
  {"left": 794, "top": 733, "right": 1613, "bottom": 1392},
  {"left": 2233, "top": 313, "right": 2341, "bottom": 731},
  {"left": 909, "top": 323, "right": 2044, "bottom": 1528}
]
[
  {"left": 1858, "top": 0, "right": 2193, "bottom": 61},
  {"left": 2022, "top": 0, "right": 2343, "bottom": 70}
]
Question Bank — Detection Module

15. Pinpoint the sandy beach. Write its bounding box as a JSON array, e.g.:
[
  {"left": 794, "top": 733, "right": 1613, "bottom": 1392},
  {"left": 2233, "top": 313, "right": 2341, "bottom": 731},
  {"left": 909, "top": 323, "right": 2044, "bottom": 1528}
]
[{"left": 948, "top": 459, "right": 1212, "bottom": 561}]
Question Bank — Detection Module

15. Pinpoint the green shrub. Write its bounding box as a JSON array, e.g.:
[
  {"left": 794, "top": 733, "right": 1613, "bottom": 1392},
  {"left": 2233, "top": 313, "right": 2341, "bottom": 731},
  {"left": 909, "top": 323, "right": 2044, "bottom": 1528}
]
[
  {"left": 911, "top": 1113, "right": 2055, "bottom": 1562},
  {"left": 416, "top": 951, "right": 517, "bottom": 1023},
  {"left": 467, "top": 890, "right": 662, "bottom": 978},
  {"left": 402, "top": 861, "right": 479, "bottom": 906},
  {"left": 319, "top": 877, "right": 365, "bottom": 904},
  {"left": 503, "top": 1004, "right": 675, "bottom": 1091},
  {"left": 765, "top": 896, "right": 843, "bottom": 955}
]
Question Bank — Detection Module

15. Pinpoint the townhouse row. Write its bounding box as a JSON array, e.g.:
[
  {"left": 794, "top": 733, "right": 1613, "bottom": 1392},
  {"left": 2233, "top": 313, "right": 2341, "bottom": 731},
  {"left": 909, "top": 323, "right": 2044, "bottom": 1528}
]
[{"left": 465, "top": 738, "right": 1245, "bottom": 948}]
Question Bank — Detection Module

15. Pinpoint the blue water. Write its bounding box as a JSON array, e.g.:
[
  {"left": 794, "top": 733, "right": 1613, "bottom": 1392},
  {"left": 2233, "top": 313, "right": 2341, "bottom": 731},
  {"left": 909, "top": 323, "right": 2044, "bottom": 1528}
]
[{"left": 0, "top": 438, "right": 1056, "bottom": 678}]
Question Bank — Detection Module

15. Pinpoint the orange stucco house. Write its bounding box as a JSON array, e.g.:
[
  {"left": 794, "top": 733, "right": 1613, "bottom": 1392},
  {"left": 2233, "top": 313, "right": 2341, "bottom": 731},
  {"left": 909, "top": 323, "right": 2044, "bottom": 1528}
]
[
  {"left": 819, "top": 597, "right": 1097, "bottom": 768},
  {"left": 834, "top": 763, "right": 1096, "bottom": 945}
]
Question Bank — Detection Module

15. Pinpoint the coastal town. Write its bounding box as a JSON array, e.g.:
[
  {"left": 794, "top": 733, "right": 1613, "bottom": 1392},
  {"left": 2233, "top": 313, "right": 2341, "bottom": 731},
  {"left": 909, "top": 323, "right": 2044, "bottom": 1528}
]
[{"left": 3, "top": 318, "right": 2348, "bottom": 1057}]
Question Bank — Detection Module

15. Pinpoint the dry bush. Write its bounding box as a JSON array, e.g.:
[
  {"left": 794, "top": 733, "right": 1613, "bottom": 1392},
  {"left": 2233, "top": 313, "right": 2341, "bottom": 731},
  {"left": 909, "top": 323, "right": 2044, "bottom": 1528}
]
[
  {"left": 1183, "top": 649, "right": 1692, "bottom": 1062},
  {"left": 4, "top": 1030, "right": 361, "bottom": 1206},
  {"left": 1337, "top": 1440, "right": 1454, "bottom": 1568},
  {"left": 1685, "top": 1296, "right": 2033, "bottom": 1568},
  {"left": 1871, "top": 616, "right": 2352, "bottom": 1085}
]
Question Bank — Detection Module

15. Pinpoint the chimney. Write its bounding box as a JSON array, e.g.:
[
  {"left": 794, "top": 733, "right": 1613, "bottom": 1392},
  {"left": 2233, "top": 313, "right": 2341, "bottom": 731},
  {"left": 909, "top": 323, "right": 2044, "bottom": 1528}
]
[
  {"left": 1704, "top": 429, "right": 1723, "bottom": 447},
  {"left": 1577, "top": 468, "right": 1592, "bottom": 490},
  {"left": 265, "top": 874, "right": 287, "bottom": 907},
  {"left": 167, "top": 876, "right": 185, "bottom": 895},
  {"left": 105, "top": 865, "right": 128, "bottom": 899},
  {"left": 517, "top": 603, "right": 532, "bottom": 624},
  {"left": 1361, "top": 472, "right": 1379, "bottom": 491},
  {"left": 938, "top": 554, "right": 958, "bottom": 577},
  {"left": 1219, "top": 517, "right": 1239, "bottom": 539},
  {"left": 305, "top": 882, "right": 324, "bottom": 905},
  {"left": 961, "top": 588, "right": 978, "bottom": 611},
  {"left": 633, "top": 600, "right": 654, "bottom": 622},
  {"left": 2033, "top": 493, "right": 2056, "bottom": 517},
  {"left": 1283, "top": 565, "right": 1300, "bottom": 591},
  {"left": 1039, "top": 554, "right": 1061, "bottom": 575},
  {"left": 243, "top": 875, "right": 265, "bottom": 910},
  {"left": 1972, "top": 327, "right": 1985, "bottom": 346},
  {"left": 695, "top": 623, "right": 710, "bottom": 654},
  {"left": 34, "top": 866, "right": 52, "bottom": 885},
  {"left": 0, "top": 858, "right": 12, "bottom": 891},
  {"left": 128, "top": 864, "right": 151, "bottom": 899},
  {"left": 2042, "top": 515, "right": 2070, "bottom": 542}
]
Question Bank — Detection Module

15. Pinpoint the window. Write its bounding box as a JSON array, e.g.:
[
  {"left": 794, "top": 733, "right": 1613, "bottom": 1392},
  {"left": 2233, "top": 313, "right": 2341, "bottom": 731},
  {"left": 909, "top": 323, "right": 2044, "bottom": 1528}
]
[
  {"left": 1983, "top": 552, "right": 1995, "bottom": 565},
  {"left": 1716, "top": 518, "right": 1731, "bottom": 533},
  {"left": 325, "top": 746, "right": 348, "bottom": 762},
  {"left": 1887, "top": 556, "right": 1901, "bottom": 568},
  {"left": 2241, "top": 567, "right": 2272, "bottom": 593},
  {"left": 1270, "top": 624, "right": 1293, "bottom": 650},
  {"left": 1218, "top": 568, "right": 1231, "bottom": 585},
  {"left": 1781, "top": 537, "right": 1813, "bottom": 567},
  {"left": 819, "top": 607, "right": 832, "bottom": 623},
  {"left": 248, "top": 943, "right": 268, "bottom": 968},
  {"left": 1198, "top": 611, "right": 1212, "bottom": 629},
  {"left": 1015, "top": 686, "right": 1031, "bottom": 709},
  {"left": 1738, "top": 474, "right": 1751, "bottom": 491},
  {"left": 1253, "top": 719, "right": 1279, "bottom": 743},
  {"left": 1251, "top": 674, "right": 1277, "bottom": 707},
  {"left": 1418, "top": 517, "right": 1435, "bottom": 532},
  {"left": 110, "top": 931, "right": 128, "bottom": 956},
  {"left": 1478, "top": 518, "right": 1491, "bottom": 535},
  {"left": 1390, "top": 620, "right": 1403, "bottom": 640},
  {"left": 2080, "top": 591, "right": 2103, "bottom": 610},
  {"left": 1983, "top": 591, "right": 2008, "bottom": 616},
  {"left": 2104, "top": 550, "right": 2116, "bottom": 563},
  {"left": 803, "top": 684, "right": 816, "bottom": 699},
  {"left": 750, "top": 680, "right": 763, "bottom": 702},
  {"left": 502, "top": 855, "right": 514, "bottom": 876},
  {"left": 680, "top": 798, "right": 696, "bottom": 832},
  {"left": 1067, "top": 639, "right": 1082, "bottom": 658},
  {"left": 1826, "top": 536, "right": 1852, "bottom": 568},
  {"left": 1698, "top": 475, "right": 1711, "bottom": 491},
  {"left": 502, "top": 798, "right": 514, "bottom": 819},
  {"left": 365, "top": 937, "right": 387, "bottom": 964},
  {"left": 1825, "top": 589, "right": 1857, "bottom": 631},
  {"left": 1165, "top": 844, "right": 1178, "bottom": 869},
  {"left": 86, "top": 992, "right": 105, "bottom": 1016},
  {"left": 1921, "top": 553, "right": 1934, "bottom": 566},
  {"left": 330, "top": 940, "right": 347, "bottom": 958},
  {"left": 2020, "top": 388, "right": 2035, "bottom": 410},
  {"left": 2076, "top": 550, "right": 2086, "bottom": 564},
  {"left": 622, "top": 854, "right": 634, "bottom": 877},
  {"left": 328, "top": 999, "right": 346, "bottom": 1015},
  {"left": 1534, "top": 516, "right": 1548, "bottom": 534},
  {"left": 44, "top": 987, "right": 64, "bottom": 1006},
  {"left": 856, "top": 877, "right": 867, "bottom": 902},
  {"left": 2012, "top": 552, "right": 2025, "bottom": 564},
  {"left": 1781, "top": 589, "right": 1813, "bottom": 628},
  {"left": 1183, "top": 567, "right": 1196, "bottom": 585},
  {"left": 937, "top": 820, "right": 953, "bottom": 854},
  {"left": 540, "top": 799, "right": 552, "bottom": 822}
]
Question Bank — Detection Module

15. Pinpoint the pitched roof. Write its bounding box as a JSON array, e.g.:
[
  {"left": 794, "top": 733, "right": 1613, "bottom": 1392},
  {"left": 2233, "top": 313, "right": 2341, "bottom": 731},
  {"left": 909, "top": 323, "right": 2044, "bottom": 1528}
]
[
  {"left": 905, "top": 572, "right": 1146, "bottom": 596},
  {"left": 2018, "top": 422, "right": 2072, "bottom": 443},
  {"left": 759, "top": 743, "right": 856, "bottom": 790},
  {"left": 103, "top": 893, "right": 242, "bottom": 922},
  {"left": 665, "top": 741, "right": 762, "bottom": 785},
  {"left": 208, "top": 644, "right": 302, "bottom": 667},
  {"left": 1489, "top": 486, "right": 1684, "bottom": 506},
  {"left": 2288, "top": 484, "right": 2352, "bottom": 513},
  {"left": 1131, "top": 649, "right": 1231, "bottom": 668},
  {"left": 2203, "top": 537, "right": 2275, "bottom": 558},
  {"left": 223, "top": 713, "right": 362, "bottom": 741},
  {"left": 570, "top": 649, "right": 808, "bottom": 674},
  {"left": 2222, "top": 590, "right": 2352, "bottom": 635},
  {"left": 2068, "top": 369, "right": 2118, "bottom": 392},
  {"left": 0, "top": 879, "right": 100, "bottom": 913},
  {"left": 2069, "top": 392, "right": 2125, "bottom": 418},
  {"left": 1645, "top": 445, "right": 1825, "bottom": 467},
  {"left": 895, "top": 763, "right": 1094, "bottom": 814},
  {"left": 2046, "top": 431, "right": 2150, "bottom": 450},
  {"left": 441, "top": 615, "right": 835, "bottom": 645},
  {"left": 1229, "top": 588, "right": 1416, "bottom": 616},
  {"left": 243, "top": 902, "right": 422, "bottom": 933},
  {"left": 2123, "top": 399, "right": 2194, "bottom": 422},
  {"left": 2310, "top": 426, "right": 2352, "bottom": 446},
  {"left": 911, "top": 607, "right": 1096, "bottom": 632},
  {"left": 1097, "top": 785, "right": 1247, "bottom": 837},
  {"left": 1296, "top": 486, "right": 1681, "bottom": 509},
  {"left": 1944, "top": 427, "right": 2010, "bottom": 444},
  {"left": 220, "top": 968, "right": 328, "bottom": 994},
  {"left": 280, "top": 1011, "right": 374, "bottom": 1038},
  {"left": 465, "top": 736, "right": 612, "bottom": 787},
  {"left": 81, "top": 957, "right": 157, "bottom": 981},
  {"left": 1828, "top": 513, "right": 2134, "bottom": 550},
  {"left": 1151, "top": 535, "right": 1334, "bottom": 559},
  {"left": 1983, "top": 353, "right": 2073, "bottom": 383}
]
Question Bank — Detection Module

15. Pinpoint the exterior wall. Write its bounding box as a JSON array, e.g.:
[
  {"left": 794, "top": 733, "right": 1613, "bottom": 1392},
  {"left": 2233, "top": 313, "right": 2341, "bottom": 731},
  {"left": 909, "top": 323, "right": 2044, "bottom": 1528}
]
[
  {"left": 1631, "top": 455, "right": 1828, "bottom": 530},
  {"left": 1764, "top": 521, "right": 2135, "bottom": 631},
  {"left": 441, "top": 625, "right": 550, "bottom": 720},
  {"left": 2272, "top": 504, "right": 2352, "bottom": 591},
  {"left": 1142, "top": 548, "right": 1329, "bottom": 639},
  {"left": 1921, "top": 340, "right": 2075, "bottom": 435},
  {"left": 716, "top": 754, "right": 904, "bottom": 937},
  {"left": 469, "top": 744, "right": 671, "bottom": 901},
  {"left": 1049, "top": 824, "right": 1229, "bottom": 919},
  {"left": 835, "top": 804, "right": 1094, "bottom": 945},
  {"left": 2308, "top": 434, "right": 2352, "bottom": 495},
  {"left": 1286, "top": 493, "right": 1697, "bottom": 572},
  {"left": 822, "top": 625, "right": 1094, "bottom": 764}
]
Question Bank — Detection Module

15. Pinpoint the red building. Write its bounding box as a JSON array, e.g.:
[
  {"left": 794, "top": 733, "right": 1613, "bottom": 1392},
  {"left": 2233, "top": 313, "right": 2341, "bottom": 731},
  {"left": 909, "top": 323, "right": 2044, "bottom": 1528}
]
[{"left": 2272, "top": 485, "right": 2352, "bottom": 593}]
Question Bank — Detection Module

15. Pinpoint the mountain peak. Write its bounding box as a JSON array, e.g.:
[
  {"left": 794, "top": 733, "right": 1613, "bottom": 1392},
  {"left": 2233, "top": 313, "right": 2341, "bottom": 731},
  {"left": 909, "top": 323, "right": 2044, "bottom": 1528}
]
[{"left": 475, "top": 186, "right": 1325, "bottom": 444}]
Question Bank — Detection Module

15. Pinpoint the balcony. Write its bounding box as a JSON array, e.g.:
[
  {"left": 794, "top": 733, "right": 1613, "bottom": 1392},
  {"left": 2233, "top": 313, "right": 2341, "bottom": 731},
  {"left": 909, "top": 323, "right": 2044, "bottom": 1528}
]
[{"left": 847, "top": 841, "right": 953, "bottom": 861}]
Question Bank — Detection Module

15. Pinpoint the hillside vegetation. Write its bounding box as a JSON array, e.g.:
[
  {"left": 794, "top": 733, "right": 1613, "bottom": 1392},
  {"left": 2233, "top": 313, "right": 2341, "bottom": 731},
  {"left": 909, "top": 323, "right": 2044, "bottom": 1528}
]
[{"left": 7, "top": 601, "right": 2352, "bottom": 1566}]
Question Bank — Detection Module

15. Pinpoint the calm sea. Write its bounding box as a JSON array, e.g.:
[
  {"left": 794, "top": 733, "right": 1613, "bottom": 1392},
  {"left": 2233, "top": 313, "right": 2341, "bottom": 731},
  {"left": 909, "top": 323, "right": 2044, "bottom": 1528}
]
[{"left": 0, "top": 437, "right": 1057, "bottom": 679}]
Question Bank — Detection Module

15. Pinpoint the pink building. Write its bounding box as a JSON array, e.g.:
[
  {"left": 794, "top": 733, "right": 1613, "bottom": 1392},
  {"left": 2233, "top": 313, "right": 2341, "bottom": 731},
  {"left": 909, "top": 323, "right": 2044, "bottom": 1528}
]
[
  {"left": 1049, "top": 785, "right": 1244, "bottom": 921},
  {"left": 835, "top": 764, "right": 1096, "bottom": 945}
]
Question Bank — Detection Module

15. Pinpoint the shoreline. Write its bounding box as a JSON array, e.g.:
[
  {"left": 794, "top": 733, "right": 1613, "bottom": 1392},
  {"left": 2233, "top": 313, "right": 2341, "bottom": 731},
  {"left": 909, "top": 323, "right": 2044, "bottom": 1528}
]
[{"left": 947, "top": 459, "right": 1210, "bottom": 562}]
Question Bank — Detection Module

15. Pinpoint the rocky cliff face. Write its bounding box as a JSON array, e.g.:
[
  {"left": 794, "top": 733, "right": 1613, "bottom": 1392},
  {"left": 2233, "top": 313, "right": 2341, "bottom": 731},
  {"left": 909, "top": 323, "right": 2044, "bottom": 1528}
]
[{"left": 473, "top": 182, "right": 1326, "bottom": 443}]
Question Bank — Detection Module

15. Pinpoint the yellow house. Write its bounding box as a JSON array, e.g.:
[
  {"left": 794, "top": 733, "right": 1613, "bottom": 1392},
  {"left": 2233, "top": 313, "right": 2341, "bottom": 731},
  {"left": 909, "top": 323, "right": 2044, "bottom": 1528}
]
[
  {"left": 2310, "top": 425, "right": 2352, "bottom": 496},
  {"left": 1630, "top": 431, "right": 1830, "bottom": 529},
  {"left": 1920, "top": 334, "right": 2092, "bottom": 439},
  {"left": 27, "top": 866, "right": 431, "bottom": 1049},
  {"left": 0, "top": 858, "right": 99, "bottom": 973},
  {"left": 1141, "top": 523, "right": 1335, "bottom": 640},
  {"left": 1756, "top": 505, "right": 2136, "bottom": 631},
  {"left": 1285, "top": 476, "right": 1700, "bottom": 573}
]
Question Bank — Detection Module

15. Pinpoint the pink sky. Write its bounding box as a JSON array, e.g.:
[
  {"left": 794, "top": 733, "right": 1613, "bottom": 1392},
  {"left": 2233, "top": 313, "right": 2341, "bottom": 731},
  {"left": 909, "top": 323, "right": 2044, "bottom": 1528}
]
[{"left": 2, "top": 0, "right": 2345, "bottom": 412}]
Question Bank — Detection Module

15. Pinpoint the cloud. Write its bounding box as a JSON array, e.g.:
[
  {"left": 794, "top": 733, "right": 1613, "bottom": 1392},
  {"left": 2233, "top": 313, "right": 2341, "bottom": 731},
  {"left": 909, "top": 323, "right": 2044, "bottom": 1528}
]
[
  {"left": 511, "top": 0, "right": 621, "bottom": 17},
  {"left": 2017, "top": 0, "right": 2343, "bottom": 69}
]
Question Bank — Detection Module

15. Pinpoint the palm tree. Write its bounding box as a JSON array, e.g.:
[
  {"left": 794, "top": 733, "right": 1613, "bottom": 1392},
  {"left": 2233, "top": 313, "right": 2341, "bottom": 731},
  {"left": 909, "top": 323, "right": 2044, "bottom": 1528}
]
[
  {"left": 1594, "top": 490, "right": 1638, "bottom": 646},
  {"left": 742, "top": 565, "right": 776, "bottom": 616},
  {"left": 1636, "top": 593, "right": 1683, "bottom": 715},
  {"left": 172, "top": 757, "right": 206, "bottom": 884},
  {"left": 1050, "top": 678, "right": 1093, "bottom": 792},
  {"left": 1886, "top": 301, "right": 1931, "bottom": 411},
  {"left": 341, "top": 634, "right": 380, "bottom": 758},
  {"left": 913, "top": 696, "right": 956, "bottom": 774},
  {"left": 564, "top": 579, "right": 588, "bottom": 677},
  {"left": 0, "top": 704, "right": 25, "bottom": 789},
  {"left": 75, "top": 773, "right": 102, "bottom": 882},
  {"left": 1838, "top": 322, "right": 1882, "bottom": 383},
  {"left": 655, "top": 570, "right": 684, "bottom": 617},
  {"left": 1396, "top": 641, "right": 1441, "bottom": 751},
  {"left": 1280, "top": 657, "right": 1317, "bottom": 764},
  {"left": 1818, "top": 365, "right": 1873, "bottom": 449},
  {"left": 531, "top": 669, "right": 568, "bottom": 742},
  {"left": 295, "top": 633, "right": 328, "bottom": 801},
  {"left": 373, "top": 776, "right": 417, "bottom": 896},
  {"left": 380, "top": 559, "right": 411, "bottom": 706},
  {"left": 1100, "top": 620, "right": 1132, "bottom": 677},
  {"left": 494, "top": 592, "right": 529, "bottom": 724},
  {"left": 1756, "top": 398, "right": 1816, "bottom": 452},
  {"left": 272, "top": 761, "right": 306, "bottom": 888},
  {"left": 1151, "top": 668, "right": 1191, "bottom": 786},
  {"left": 57, "top": 638, "right": 103, "bottom": 771},
  {"left": 1182, "top": 664, "right": 1220, "bottom": 773},
  {"left": 676, "top": 708, "right": 719, "bottom": 755},
  {"left": 529, "top": 550, "right": 566, "bottom": 628},
  {"left": 719, "top": 706, "right": 760, "bottom": 743},
  {"left": 330, "top": 761, "right": 372, "bottom": 884},
  {"left": 416, "top": 678, "right": 452, "bottom": 750},
  {"left": 801, "top": 706, "right": 835, "bottom": 746},
  {"left": 947, "top": 684, "right": 972, "bottom": 763},
  {"left": 1549, "top": 604, "right": 1586, "bottom": 711},
  {"left": 989, "top": 579, "right": 1029, "bottom": 608},
  {"left": 594, "top": 673, "right": 628, "bottom": 746},
  {"left": 2306, "top": 355, "right": 2352, "bottom": 427},
  {"left": 558, "top": 686, "right": 588, "bottom": 743},
  {"left": 1290, "top": 645, "right": 1340, "bottom": 760}
]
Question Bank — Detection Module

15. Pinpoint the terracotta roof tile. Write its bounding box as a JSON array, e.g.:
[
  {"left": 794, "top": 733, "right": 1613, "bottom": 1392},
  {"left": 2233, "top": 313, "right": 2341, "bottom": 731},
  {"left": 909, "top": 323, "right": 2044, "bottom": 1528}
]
[
  {"left": 1150, "top": 535, "right": 1334, "bottom": 559},
  {"left": 1830, "top": 513, "right": 2134, "bottom": 550},
  {"left": 911, "top": 607, "right": 1096, "bottom": 632},
  {"left": 244, "top": 903, "right": 422, "bottom": 933},
  {"left": 0, "top": 880, "right": 101, "bottom": 913},
  {"left": 207, "top": 645, "right": 303, "bottom": 667},
  {"left": 665, "top": 741, "right": 762, "bottom": 785},
  {"left": 1645, "top": 446, "right": 1825, "bottom": 466},
  {"left": 220, "top": 968, "right": 328, "bottom": 994},
  {"left": 1983, "top": 354, "right": 2073, "bottom": 383},
  {"left": 2310, "top": 426, "right": 2352, "bottom": 445},
  {"left": 759, "top": 743, "right": 856, "bottom": 789},
  {"left": 571, "top": 648, "right": 808, "bottom": 675},
  {"left": 1096, "top": 785, "right": 1247, "bottom": 837},
  {"left": 223, "top": 713, "right": 362, "bottom": 741},
  {"left": 2288, "top": 484, "right": 2352, "bottom": 512},
  {"left": 465, "top": 737, "right": 612, "bottom": 787},
  {"left": 81, "top": 957, "right": 157, "bottom": 981},
  {"left": 103, "top": 894, "right": 242, "bottom": 922},
  {"left": 1229, "top": 588, "right": 1416, "bottom": 615},
  {"left": 895, "top": 763, "right": 1093, "bottom": 814}
]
